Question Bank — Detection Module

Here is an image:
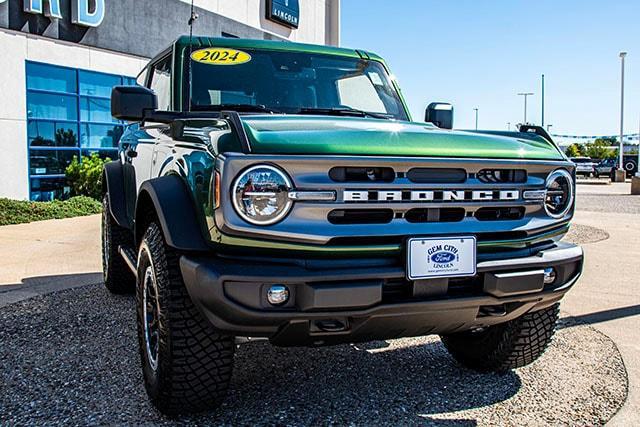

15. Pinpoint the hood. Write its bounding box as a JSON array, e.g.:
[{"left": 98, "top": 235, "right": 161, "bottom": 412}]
[{"left": 242, "top": 115, "right": 563, "bottom": 160}]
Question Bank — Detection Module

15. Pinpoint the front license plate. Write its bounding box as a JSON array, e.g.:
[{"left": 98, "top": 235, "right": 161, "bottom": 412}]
[{"left": 407, "top": 236, "right": 477, "bottom": 280}]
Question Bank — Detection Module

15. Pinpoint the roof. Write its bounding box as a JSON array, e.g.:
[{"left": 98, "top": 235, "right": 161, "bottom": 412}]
[{"left": 172, "top": 35, "right": 384, "bottom": 62}]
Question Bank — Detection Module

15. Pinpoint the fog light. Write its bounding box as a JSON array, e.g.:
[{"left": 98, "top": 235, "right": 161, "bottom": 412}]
[
  {"left": 543, "top": 268, "right": 557, "bottom": 285},
  {"left": 267, "top": 285, "right": 289, "bottom": 305}
]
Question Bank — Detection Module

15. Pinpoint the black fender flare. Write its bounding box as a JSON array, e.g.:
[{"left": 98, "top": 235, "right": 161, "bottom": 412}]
[
  {"left": 102, "top": 161, "right": 131, "bottom": 229},
  {"left": 135, "top": 175, "right": 210, "bottom": 252}
]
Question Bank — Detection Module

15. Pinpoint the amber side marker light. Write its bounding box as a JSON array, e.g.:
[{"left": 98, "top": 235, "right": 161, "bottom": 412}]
[{"left": 214, "top": 171, "right": 221, "bottom": 209}]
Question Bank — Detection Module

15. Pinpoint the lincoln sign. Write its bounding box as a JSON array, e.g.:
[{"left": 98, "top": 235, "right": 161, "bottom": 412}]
[{"left": 266, "top": 0, "right": 299, "bottom": 28}]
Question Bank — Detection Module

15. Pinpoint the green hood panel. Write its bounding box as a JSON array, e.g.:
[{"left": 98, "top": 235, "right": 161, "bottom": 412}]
[{"left": 242, "top": 116, "right": 563, "bottom": 160}]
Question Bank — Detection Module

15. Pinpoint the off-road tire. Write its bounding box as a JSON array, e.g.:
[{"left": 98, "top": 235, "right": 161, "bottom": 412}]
[
  {"left": 102, "top": 194, "right": 135, "bottom": 294},
  {"left": 136, "top": 222, "right": 234, "bottom": 415},
  {"left": 440, "top": 303, "right": 560, "bottom": 372}
]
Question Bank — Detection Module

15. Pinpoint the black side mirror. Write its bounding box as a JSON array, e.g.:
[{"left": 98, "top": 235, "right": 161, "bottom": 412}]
[
  {"left": 425, "top": 102, "right": 453, "bottom": 129},
  {"left": 111, "top": 86, "right": 158, "bottom": 122}
]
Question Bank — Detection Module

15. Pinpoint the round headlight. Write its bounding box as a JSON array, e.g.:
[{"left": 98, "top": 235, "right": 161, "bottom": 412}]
[
  {"left": 544, "top": 169, "right": 574, "bottom": 218},
  {"left": 232, "top": 165, "right": 293, "bottom": 225}
]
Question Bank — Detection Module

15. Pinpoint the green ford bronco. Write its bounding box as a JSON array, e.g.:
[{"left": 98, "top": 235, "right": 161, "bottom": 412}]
[{"left": 103, "top": 36, "right": 583, "bottom": 414}]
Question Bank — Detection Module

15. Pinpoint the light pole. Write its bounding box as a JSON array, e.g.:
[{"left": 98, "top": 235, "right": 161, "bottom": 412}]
[
  {"left": 637, "top": 114, "right": 640, "bottom": 177},
  {"left": 518, "top": 92, "right": 534, "bottom": 124},
  {"left": 541, "top": 74, "right": 545, "bottom": 127},
  {"left": 507, "top": 122, "right": 511, "bottom": 131},
  {"left": 546, "top": 124, "right": 553, "bottom": 132},
  {"left": 473, "top": 108, "right": 479, "bottom": 130},
  {"left": 619, "top": 52, "right": 626, "bottom": 170}
]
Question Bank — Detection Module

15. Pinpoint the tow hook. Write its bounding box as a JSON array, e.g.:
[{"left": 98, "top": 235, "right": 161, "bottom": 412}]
[
  {"left": 314, "top": 319, "right": 347, "bottom": 332},
  {"left": 478, "top": 305, "right": 508, "bottom": 317}
]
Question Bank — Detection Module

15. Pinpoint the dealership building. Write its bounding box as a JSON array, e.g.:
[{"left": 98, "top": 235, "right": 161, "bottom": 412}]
[{"left": 0, "top": 0, "right": 340, "bottom": 200}]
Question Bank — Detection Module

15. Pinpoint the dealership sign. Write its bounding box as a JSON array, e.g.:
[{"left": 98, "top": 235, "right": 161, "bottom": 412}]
[
  {"left": 0, "top": 0, "right": 105, "bottom": 27},
  {"left": 266, "top": 0, "right": 299, "bottom": 28}
]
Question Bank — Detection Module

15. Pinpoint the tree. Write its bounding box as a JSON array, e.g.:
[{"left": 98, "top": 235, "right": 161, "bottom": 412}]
[
  {"left": 584, "top": 138, "right": 616, "bottom": 160},
  {"left": 565, "top": 144, "right": 582, "bottom": 158},
  {"left": 55, "top": 128, "right": 77, "bottom": 147},
  {"left": 596, "top": 136, "right": 617, "bottom": 145}
]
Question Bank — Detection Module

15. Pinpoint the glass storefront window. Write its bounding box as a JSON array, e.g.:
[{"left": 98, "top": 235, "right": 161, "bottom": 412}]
[
  {"left": 28, "top": 120, "right": 79, "bottom": 147},
  {"left": 80, "top": 124, "right": 124, "bottom": 148},
  {"left": 80, "top": 97, "right": 116, "bottom": 123},
  {"left": 26, "top": 62, "right": 76, "bottom": 93},
  {"left": 79, "top": 70, "right": 121, "bottom": 97},
  {"left": 26, "top": 61, "right": 134, "bottom": 200},
  {"left": 30, "top": 177, "right": 71, "bottom": 201},
  {"left": 27, "top": 92, "right": 77, "bottom": 120},
  {"left": 29, "top": 149, "right": 79, "bottom": 176},
  {"left": 82, "top": 149, "right": 118, "bottom": 161}
]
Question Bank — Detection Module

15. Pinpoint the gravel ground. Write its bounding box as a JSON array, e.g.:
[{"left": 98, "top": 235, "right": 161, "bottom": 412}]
[
  {"left": 0, "top": 285, "right": 627, "bottom": 426},
  {"left": 563, "top": 223, "right": 609, "bottom": 245},
  {"left": 575, "top": 193, "right": 640, "bottom": 214}
]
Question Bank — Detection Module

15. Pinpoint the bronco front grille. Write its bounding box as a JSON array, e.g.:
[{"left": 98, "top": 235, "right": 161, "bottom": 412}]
[
  {"left": 477, "top": 169, "right": 527, "bottom": 183},
  {"left": 218, "top": 154, "right": 574, "bottom": 246},
  {"left": 407, "top": 167, "right": 467, "bottom": 183},
  {"left": 474, "top": 206, "right": 525, "bottom": 221},
  {"left": 328, "top": 209, "right": 394, "bottom": 225},
  {"left": 404, "top": 208, "right": 466, "bottom": 223}
]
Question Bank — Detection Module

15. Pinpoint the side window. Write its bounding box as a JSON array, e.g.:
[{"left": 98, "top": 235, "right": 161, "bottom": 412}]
[{"left": 150, "top": 56, "right": 172, "bottom": 111}]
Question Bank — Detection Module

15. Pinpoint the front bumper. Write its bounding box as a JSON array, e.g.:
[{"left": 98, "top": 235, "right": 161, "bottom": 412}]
[{"left": 180, "top": 242, "right": 583, "bottom": 346}]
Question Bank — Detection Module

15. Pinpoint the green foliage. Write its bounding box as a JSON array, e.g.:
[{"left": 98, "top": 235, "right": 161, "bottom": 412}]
[
  {"left": 585, "top": 138, "right": 616, "bottom": 160},
  {"left": 0, "top": 196, "right": 102, "bottom": 226},
  {"left": 65, "top": 152, "right": 111, "bottom": 200},
  {"left": 566, "top": 139, "right": 617, "bottom": 160},
  {"left": 565, "top": 144, "right": 582, "bottom": 157},
  {"left": 595, "top": 136, "right": 617, "bottom": 145}
]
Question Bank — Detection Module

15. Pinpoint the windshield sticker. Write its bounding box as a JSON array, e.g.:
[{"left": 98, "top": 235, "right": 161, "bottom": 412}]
[{"left": 191, "top": 48, "right": 252, "bottom": 65}]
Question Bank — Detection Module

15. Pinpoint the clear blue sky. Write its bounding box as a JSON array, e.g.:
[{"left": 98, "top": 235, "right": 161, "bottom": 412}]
[{"left": 341, "top": 0, "right": 640, "bottom": 137}]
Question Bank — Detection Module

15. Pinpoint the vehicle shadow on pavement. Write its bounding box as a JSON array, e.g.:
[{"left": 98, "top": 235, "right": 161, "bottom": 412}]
[
  {"left": 559, "top": 305, "right": 640, "bottom": 328},
  {"left": 206, "top": 339, "right": 521, "bottom": 425},
  {"left": 0, "top": 283, "right": 520, "bottom": 426},
  {"left": 0, "top": 272, "right": 102, "bottom": 308},
  {"left": 211, "top": 337, "right": 521, "bottom": 424}
]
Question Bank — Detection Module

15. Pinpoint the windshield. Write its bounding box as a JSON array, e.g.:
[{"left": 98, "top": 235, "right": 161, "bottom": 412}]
[{"left": 188, "top": 48, "right": 408, "bottom": 120}]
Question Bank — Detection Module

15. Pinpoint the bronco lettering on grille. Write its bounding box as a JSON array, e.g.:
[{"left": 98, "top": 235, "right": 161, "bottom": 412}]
[{"left": 343, "top": 190, "right": 520, "bottom": 202}]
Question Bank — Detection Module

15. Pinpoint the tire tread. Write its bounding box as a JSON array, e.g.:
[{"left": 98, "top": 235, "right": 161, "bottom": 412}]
[
  {"left": 138, "top": 222, "right": 234, "bottom": 415},
  {"left": 441, "top": 303, "right": 560, "bottom": 371}
]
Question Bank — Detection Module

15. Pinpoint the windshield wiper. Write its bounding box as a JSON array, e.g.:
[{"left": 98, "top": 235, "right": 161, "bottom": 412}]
[
  {"left": 191, "top": 104, "right": 281, "bottom": 114},
  {"left": 296, "top": 107, "right": 393, "bottom": 120}
]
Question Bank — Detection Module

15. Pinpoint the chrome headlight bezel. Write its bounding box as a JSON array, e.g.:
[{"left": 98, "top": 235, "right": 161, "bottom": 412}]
[
  {"left": 231, "top": 164, "right": 293, "bottom": 226},
  {"left": 544, "top": 168, "right": 574, "bottom": 219}
]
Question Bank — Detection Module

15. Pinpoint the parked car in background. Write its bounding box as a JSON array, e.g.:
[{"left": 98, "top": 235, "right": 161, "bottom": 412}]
[
  {"left": 570, "top": 157, "right": 596, "bottom": 177},
  {"left": 594, "top": 159, "right": 617, "bottom": 178}
]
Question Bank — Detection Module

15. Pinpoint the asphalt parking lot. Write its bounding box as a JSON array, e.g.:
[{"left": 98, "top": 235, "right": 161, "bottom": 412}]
[
  {"left": 0, "top": 181, "right": 638, "bottom": 425},
  {"left": 0, "top": 285, "right": 626, "bottom": 425},
  {"left": 574, "top": 179, "right": 640, "bottom": 214}
]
